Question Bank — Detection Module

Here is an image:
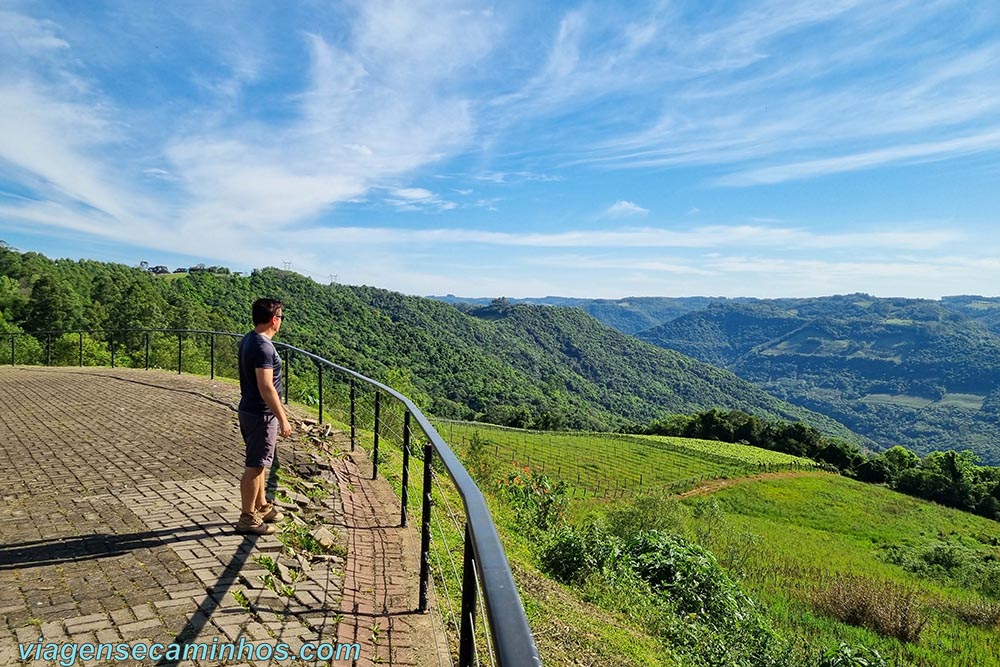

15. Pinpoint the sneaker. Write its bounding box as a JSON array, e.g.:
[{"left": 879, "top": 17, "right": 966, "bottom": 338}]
[
  {"left": 235, "top": 511, "right": 275, "bottom": 535},
  {"left": 257, "top": 503, "right": 285, "bottom": 523}
]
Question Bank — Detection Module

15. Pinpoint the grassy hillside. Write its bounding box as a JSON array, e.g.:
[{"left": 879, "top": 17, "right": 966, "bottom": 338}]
[
  {"left": 636, "top": 296, "right": 1000, "bottom": 461},
  {"left": 439, "top": 425, "right": 1000, "bottom": 666},
  {"left": 436, "top": 420, "right": 817, "bottom": 499},
  {"left": 701, "top": 474, "right": 1000, "bottom": 667}
]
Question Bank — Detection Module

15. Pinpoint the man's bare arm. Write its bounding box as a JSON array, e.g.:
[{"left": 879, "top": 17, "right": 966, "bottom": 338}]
[{"left": 256, "top": 367, "right": 293, "bottom": 437}]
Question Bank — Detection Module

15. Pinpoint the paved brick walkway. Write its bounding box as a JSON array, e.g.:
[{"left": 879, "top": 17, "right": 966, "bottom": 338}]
[{"left": 0, "top": 366, "right": 443, "bottom": 667}]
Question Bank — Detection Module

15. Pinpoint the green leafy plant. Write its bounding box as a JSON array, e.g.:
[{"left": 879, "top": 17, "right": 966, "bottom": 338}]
[
  {"left": 496, "top": 466, "right": 567, "bottom": 531},
  {"left": 817, "top": 642, "right": 890, "bottom": 667},
  {"left": 231, "top": 589, "right": 251, "bottom": 612},
  {"left": 253, "top": 555, "right": 279, "bottom": 575}
]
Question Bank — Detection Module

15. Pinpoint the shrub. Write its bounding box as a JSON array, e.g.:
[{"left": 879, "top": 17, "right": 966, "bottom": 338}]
[
  {"left": 881, "top": 540, "right": 1000, "bottom": 599},
  {"left": 810, "top": 573, "right": 926, "bottom": 643},
  {"left": 466, "top": 431, "right": 499, "bottom": 486},
  {"left": 604, "top": 491, "right": 686, "bottom": 539},
  {"left": 929, "top": 595, "right": 1000, "bottom": 628},
  {"left": 540, "top": 523, "right": 625, "bottom": 584},
  {"left": 626, "top": 530, "right": 756, "bottom": 624},
  {"left": 496, "top": 467, "right": 567, "bottom": 531}
]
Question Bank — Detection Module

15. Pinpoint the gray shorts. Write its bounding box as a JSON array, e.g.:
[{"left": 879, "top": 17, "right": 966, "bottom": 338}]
[{"left": 239, "top": 410, "right": 277, "bottom": 468}]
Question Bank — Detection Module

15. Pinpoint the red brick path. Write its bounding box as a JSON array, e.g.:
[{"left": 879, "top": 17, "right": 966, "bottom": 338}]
[{"left": 0, "top": 366, "right": 446, "bottom": 667}]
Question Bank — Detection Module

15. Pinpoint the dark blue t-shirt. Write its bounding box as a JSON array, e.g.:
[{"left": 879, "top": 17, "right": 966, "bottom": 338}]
[{"left": 238, "top": 331, "right": 282, "bottom": 414}]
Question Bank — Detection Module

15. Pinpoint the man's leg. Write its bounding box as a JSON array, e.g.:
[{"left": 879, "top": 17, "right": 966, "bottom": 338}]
[
  {"left": 237, "top": 411, "right": 276, "bottom": 534},
  {"left": 255, "top": 467, "right": 269, "bottom": 510},
  {"left": 241, "top": 466, "right": 264, "bottom": 514},
  {"left": 254, "top": 467, "right": 284, "bottom": 522},
  {"left": 236, "top": 465, "right": 273, "bottom": 534}
]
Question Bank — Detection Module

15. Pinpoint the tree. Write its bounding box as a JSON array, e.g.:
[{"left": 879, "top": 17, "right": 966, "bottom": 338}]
[
  {"left": 0, "top": 275, "right": 26, "bottom": 323},
  {"left": 24, "top": 275, "right": 83, "bottom": 332},
  {"left": 881, "top": 445, "right": 920, "bottom": 481},
  {"left": 897, "top": 450, "right": 980, "bottom": 511},
  {"left": 106, "top": 279, "right": 166, "bottom": 331},
  {"left": 0, "top": 241, "right": 22, "bottom": 279}
]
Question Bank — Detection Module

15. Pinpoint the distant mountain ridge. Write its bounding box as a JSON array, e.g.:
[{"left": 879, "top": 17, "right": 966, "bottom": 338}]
[
  {"left": 430, "top": 293, "right": 1000, "bottom": 336},
  {"left": 427, "top": 294, "right": 739, "bottom": 334},
  {"left": 434, "top": 292, "right": 1000, "bottom": 462},
  {"left": 635, "top": 295, "right": 1000, "bottom": 461},
  {"left": 0, "top": 244, "right": 858, "bottom": 443}
]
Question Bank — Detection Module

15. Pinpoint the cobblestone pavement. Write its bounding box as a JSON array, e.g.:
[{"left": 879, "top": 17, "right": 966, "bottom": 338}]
[{"left": 0, "top": 366, "right": 442, "bottom": 667}]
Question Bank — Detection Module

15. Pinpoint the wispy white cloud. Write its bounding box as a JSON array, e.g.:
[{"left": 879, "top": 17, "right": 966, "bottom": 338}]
[
  {"left": 473, "top": 171, "right": 563, "bottom": 184},
  {"left": 603, "top": 200, "right": 648, "bottom": 218},
  {"left": 294, "top": 223, "right": 960, "bottom": 251},
  {"left": 0, "top": 81, "right": 160, "bottom": 239},
  {"left": 0, "top": 10, "right": 69, "bottom": 55},
  {"left": 527, "top": 253, "right": 712, "bottom": 275},
  {"left": 385, "top": 187, "right": 457, "bottom": 212},
  {"left": 502, "top": 1, "right": 1000, "bottom": 184},
  {"left": 714, "top": 128, "right": 1000, "bottom": 185},
  {"left": 1, "top": 1, "right": 999, "bottom": 300},
  {"left": 1, "top": 1, "right": 491, "bottom": 240}
]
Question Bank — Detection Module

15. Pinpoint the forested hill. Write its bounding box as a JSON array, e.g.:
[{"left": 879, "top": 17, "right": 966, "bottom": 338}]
[
  {"left": 434, "top": 293, "right": 1000, "bottom": 337},
  {"left": 636, "top": 296, "right": 1000, "bottom": 461},
  {"left": 941, "top": 295, "right": 1000, "bottom": 335},
  {"left": 0, "top": 244, "right": 855, "bottom": 438},
  {"left": 429, "top": 294, "right": 730, "bottom": 334}
]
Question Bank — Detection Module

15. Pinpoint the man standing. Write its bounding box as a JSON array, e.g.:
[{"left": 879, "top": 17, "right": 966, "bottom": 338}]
[{"left": 236, "top": 298, "right": 293, "bottom": 535}]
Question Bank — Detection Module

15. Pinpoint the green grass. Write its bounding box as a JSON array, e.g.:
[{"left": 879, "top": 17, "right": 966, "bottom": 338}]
[
  {"left": 692, "top": 474, "right": 1000, "bottom": 666},
  {"left": 434, "top": 420, "right": 817, "bottom": 499},
  {"left": 936, "top": 393, "right": 985, "bottom": 410},
  {"left": 864, "top": 392, "right": 985, "bottom": 410},
  {"left": 864, "top": 394, "right": 936, "bottom": 408},
  {"left": 638, "top": 433, "right": 814, "bottom": 466}
]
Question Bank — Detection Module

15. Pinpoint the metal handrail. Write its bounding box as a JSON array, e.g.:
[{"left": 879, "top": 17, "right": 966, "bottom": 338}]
[{"left": 5, "top": 328, "right": 542, "bottom": 667}]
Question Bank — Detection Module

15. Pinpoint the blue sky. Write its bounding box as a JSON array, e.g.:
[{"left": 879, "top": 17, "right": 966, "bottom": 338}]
[{"left": 1, "top": 0, "right": 999, "bottom": 299}]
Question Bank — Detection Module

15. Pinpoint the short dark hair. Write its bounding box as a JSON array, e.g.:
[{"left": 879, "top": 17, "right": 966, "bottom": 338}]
[{"left": 251, "top": 298, "right": 284, "bottom": 325}]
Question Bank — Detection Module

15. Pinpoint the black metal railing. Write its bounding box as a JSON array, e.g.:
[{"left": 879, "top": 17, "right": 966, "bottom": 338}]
[{"left": 4, "top": 328, "right": 542, "bottom": 667}]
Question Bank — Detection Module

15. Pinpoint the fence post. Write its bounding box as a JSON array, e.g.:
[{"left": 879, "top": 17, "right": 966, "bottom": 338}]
[
  {"left": 78, "top": 332, "right": 83, "bottom": 366},
  {"left": 459, "top": 524, "right": 478, "bottom": 667},
  {"left": 419, "top": 443, "right": 433, "bottom": 612},
  {"left": 177, "top": 332, "right": 182, "bottom": 374},
  {"left": 144, "top": 332, "right": 149, "bottom": 370},
  {"left": 372, "top": 391, "right": 381, "bottom": 480},
  {"left": 210, "top": 334, "right": 215, "bottom": 380},
  {"left": 350, "top": 379, "right": 356, "bottom": 452},
  {"left": 318, "top": 363, "right": 324, "bottom": 425},
  {"left": 46, "top": 334, "right": 51, "bottom": 366},
  {"left": 110, "top": 332, "right": 115, "bottom": 368},
  {"left": 9, "top": 335, "right": 14, "bottom": 366},
  {"left": 401, "top": 411, "right": 410, "bottom": 527}
]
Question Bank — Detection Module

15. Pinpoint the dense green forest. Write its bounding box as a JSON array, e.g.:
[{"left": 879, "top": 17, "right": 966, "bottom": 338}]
[
  {"left": 633, "top": 297, "right": 1000, "bottom": 462},
  {"left": 0, "top": 242, "right": 853, "bottom": 440}
]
